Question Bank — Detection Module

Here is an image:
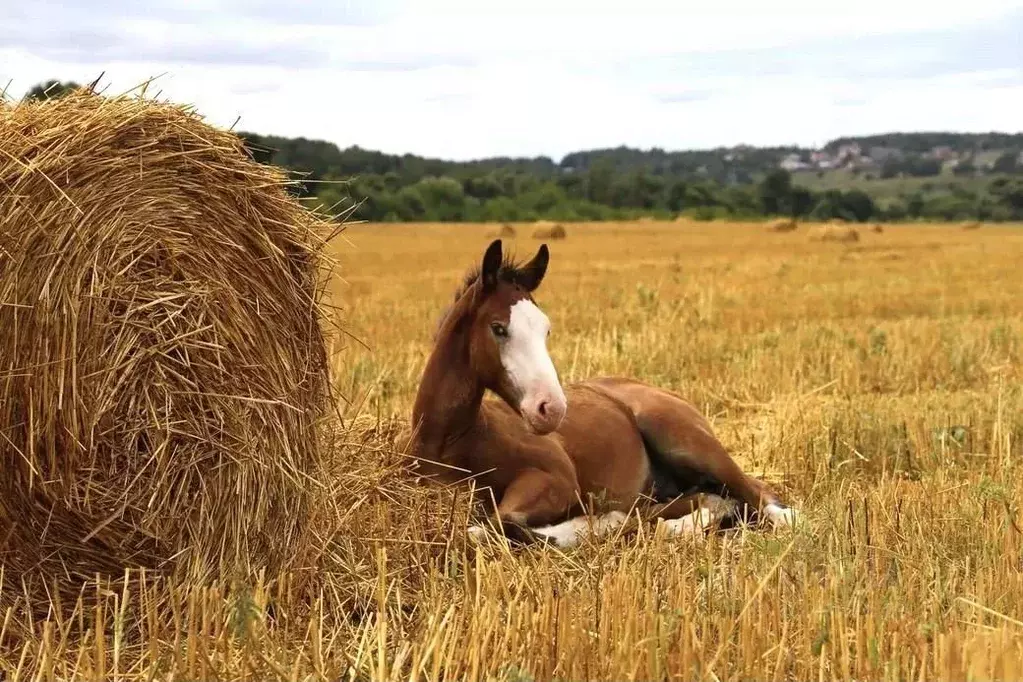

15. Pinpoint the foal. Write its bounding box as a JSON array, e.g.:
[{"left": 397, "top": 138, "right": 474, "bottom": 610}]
[{"left": 405, "top": 239, "right": 797, "bottom": 548}]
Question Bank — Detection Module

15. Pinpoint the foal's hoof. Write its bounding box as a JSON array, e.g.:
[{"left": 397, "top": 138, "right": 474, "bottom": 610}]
[
  {"left": 466, "top": 521, "right": 539, "bottom": 547},
  {"left": 663, "top": 495, "right": 738, "bottom": 541},
  {"left": 763, "top": 503, "right": 798, "bottom": 529},
  {"left": 662, "top": 515, "right": 709, "bottom": 541}
]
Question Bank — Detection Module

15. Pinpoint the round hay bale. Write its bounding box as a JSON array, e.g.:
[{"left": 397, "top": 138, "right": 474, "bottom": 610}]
[
  {"left": 872, "top": 223, "right": 885, "bottom": 233},
  {"left": 531, "top": 222, "right": 567, "bottom": 240},
  {"left": 0, "top": 91, "right": 334, "bottom": 601},
  {"left": 766, "top": 218, "right": 798, "bottom": 232},
  {"left": 961, "top": 220, "right": 982, "bottom": 230},
  {"left": 486, "top": 223, "right": 517, "bottom": 238},
  {"left": 808, "top": 224, "right": 860, "bottom": 243}
]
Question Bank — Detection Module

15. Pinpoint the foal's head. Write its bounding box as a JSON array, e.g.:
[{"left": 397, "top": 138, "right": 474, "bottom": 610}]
[{"left": 453, "top": 239, "right": 567, "bottom": 435}]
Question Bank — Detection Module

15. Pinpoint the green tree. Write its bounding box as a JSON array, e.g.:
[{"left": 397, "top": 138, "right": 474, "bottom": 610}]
[
  {"left": 464, "top": 174, "right": 504, "bottom": 200},
  {"left": 23, "top": 79, "right": 81, "bottom": 101},
  {"left": 758, "top": 169, "right": 793, "bottom": 215},
  {"left": 990, "top": 178, "right": 1023, "bottom": 218},
  {"left": 992, "top": 151, "right": 1019, "bottom": 174},
  {"left": 952, "top": 159, "right": 976, "bottom": 176},
  {"left": 394, "top": 186, "right": 427, "bottom": 220},
  {"left": 790, "top": 186, "right": 816, "bottom": 217},
  {"left": 585, "top": 160, "right": 615, "bottom": 205},
  {"left": 414, "top": 176, "right": 466, "bottom": 221},
  {"left": 666, "top": 180, "right": 689, "bottom": 212},
  {"left": 841, "top": 190, "right": 877, "bottom": 222}
]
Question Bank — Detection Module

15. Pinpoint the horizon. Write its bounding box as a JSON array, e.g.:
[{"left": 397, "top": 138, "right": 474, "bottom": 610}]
[
  {"left": 3, "top": 0, "right": 1023, "bottom": 161},
  {"left": 241, "top": 130, "right": 1023, "bottom": 164}
]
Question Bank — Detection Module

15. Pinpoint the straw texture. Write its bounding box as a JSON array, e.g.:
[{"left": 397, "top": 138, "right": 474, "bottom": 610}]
[{"left": 0, "top": 90, "right": 336, "bottom": 601}]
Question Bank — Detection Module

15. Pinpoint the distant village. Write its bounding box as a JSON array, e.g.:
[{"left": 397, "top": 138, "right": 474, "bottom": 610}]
[{"left": 775, "top": 143, "right": 1023, "bottom": 175}]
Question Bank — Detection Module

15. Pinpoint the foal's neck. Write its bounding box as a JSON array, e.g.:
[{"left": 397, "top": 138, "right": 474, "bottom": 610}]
[{"left": 410, "top": 314, "right": 484, "bottom": 465}]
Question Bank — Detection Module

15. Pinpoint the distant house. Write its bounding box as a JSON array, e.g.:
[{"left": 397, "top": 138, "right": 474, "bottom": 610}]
[
  {"left": 810, "top": 150, "right": 835, "bottom": 168},
  {"left": 929, "top": 146, "right": 956, "bottom": 161},
  {"left": 780, "top": 153, "right": 810, "bottom": 171},
  {"left": 835, "top": 143, "right": 862, "bottom": 164}
]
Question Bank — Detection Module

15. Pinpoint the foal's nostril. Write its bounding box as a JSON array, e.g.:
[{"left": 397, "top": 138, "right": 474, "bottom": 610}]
[{"left": 537, "top": 401, "right": 548, "bottom": 417}]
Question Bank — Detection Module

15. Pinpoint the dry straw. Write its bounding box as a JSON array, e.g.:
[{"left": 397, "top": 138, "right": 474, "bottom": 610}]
[{"left": 0, "top": 89, "right": 339, "bottom": 606}]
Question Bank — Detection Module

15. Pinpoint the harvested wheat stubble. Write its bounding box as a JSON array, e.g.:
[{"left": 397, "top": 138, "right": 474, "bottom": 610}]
[
  {"left": 0, "top": 90, "right": 337, "bottom": 606},
  {"left": 531, "top": 220, "right": 567, "bottom": 239}
]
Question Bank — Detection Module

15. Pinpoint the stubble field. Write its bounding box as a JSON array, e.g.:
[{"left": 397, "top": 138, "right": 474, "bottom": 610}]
[
  {"left": 329, "top": 219, "right": 1023, "bottom": 681},
  {"left": 7, "top": 219, "right": 1023, "bottom": 680}
]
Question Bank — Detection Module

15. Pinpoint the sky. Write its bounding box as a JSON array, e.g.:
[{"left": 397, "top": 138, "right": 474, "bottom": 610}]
[{"left": 2, "top": 0, "right": 1022, "bottom": 161}]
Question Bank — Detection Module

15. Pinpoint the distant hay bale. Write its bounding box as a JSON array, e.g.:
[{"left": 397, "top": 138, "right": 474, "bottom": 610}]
[
  {"left": 961, "top": 221, "right": 982, "bottom": 230},
  {"left": 872, "top": 223, "right": 885, "bottom": 233},
  {"left": 486, "top": 223, "right": 517, "bottom": 238},
  {"left": 0, "top": 91, "right": 335, "bottom": 603},
  {"left": 766, "top": 218, "right": 798, "bottom": 232},
  {"left": 808, "top": 224, "right": 860, "bottom": 243},
  {"left": 532, "top": 221, "right": 567, "bottom": 240}
]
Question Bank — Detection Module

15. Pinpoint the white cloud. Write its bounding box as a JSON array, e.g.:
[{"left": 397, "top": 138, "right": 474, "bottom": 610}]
[{"left": 2, "top": 0, "right": 1022, "bottom": 160}]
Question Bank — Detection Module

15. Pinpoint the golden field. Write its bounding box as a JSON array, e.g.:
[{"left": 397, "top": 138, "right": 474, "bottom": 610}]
[{"left": 5, "top": 219, "right": 1023, "bottom": 680}]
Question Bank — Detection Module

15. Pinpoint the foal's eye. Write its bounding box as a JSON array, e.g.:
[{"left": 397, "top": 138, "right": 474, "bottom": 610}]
[{"left": 490, "top": 322, "right": 508, "bottom": 338}]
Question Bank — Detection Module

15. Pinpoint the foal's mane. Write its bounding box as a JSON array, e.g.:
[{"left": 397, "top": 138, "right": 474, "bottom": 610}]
[
  {"left": 453, "top": 254, "right": 532, "bottom": 302},
  {"left": 434, "top": 254, "right": 534, "bottom": 338}
]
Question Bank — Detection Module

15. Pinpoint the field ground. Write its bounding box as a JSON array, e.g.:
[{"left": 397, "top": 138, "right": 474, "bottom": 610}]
[{"left": 6, "top": 219, "right": 1023, "bottom": 680}]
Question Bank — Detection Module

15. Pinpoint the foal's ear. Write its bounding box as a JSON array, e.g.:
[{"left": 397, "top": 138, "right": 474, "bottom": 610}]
[
  {"left": 481, "top": 239, "right": 503, "bottom": 294},
  {"left": 517, "top": 244, "right": 549, "bottom": 292}
]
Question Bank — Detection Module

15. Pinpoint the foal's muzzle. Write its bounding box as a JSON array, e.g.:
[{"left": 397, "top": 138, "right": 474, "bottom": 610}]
[{"left": 521, "top": 390, "right": 567, "bottom": 435}]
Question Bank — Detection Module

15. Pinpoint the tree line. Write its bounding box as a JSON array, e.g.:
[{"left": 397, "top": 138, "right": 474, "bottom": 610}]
[{"left": 238, "top": 134, "right": 1023, "bottom": 224}]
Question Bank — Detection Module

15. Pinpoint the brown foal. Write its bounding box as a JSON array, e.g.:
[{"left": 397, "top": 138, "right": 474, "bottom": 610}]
[{"left": 404, "top": 239, "right": 797, "bottom": 547}]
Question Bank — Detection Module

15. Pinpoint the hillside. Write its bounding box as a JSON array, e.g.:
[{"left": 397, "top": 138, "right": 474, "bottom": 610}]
[
  {"left": 237, "top": 131, "right": 1022, "bottom": 224},
  {"left": 240, "top": 131, "right": 1023, "bottom": 187}
]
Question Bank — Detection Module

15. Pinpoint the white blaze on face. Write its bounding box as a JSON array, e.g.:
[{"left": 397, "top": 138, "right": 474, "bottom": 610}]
[{"left": 501, "top": 299, "right": 567, "bottom": 434}]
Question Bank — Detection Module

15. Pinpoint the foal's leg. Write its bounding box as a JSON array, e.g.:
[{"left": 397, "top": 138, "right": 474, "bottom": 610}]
[
  {"left": 468, "top": 467, "right": 643, "bottom": 549},
  {"left": 643, "top": 399, "right": 797, "bottom": 528},
  {"left": 468, "top": 481, "right": 744, "bottom": 548},
  {"left": 529, "top": 510, "right": 633, "bottom": 548},
  {"left": 590, "top": 379, "right": 797, "bottom": 528},
  {"left": 468, "top": 468, "right": 582, "bottom": 546},
  {"left": 661, "top": 494, "right": 738, "bottom": 538}
]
